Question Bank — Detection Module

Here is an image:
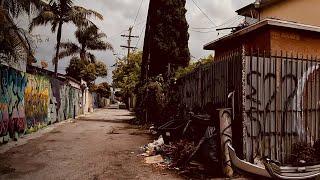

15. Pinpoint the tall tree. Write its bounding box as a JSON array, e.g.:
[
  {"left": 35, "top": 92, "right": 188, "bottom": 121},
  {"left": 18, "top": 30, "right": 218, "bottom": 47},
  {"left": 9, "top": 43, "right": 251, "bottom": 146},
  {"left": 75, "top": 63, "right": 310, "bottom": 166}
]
[
  {"left": 142, "top": 0, "right": 190, "bottom": 79},
  {"left": 112, "top": 51, "right": 142, "bottom": 105},
  {"left": 58, "top": 25, "right": 113, "bottom": 62},
  {"left": 29, "top": 0, "right": 103, "bottom": 75}
]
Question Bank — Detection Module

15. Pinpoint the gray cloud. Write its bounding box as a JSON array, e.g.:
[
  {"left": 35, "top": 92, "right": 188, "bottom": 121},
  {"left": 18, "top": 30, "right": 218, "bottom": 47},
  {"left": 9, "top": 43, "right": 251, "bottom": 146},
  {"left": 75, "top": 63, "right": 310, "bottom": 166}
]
[{"left": 25, "top": 0, "right": 253, "bottom": 83}]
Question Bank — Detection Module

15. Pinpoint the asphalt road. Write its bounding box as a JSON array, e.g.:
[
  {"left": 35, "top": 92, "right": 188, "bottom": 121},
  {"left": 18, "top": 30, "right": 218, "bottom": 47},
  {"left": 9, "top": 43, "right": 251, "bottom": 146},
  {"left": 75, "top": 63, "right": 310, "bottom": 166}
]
[{"left": 0, "top": 109, "right": 181, "bottom": 180}]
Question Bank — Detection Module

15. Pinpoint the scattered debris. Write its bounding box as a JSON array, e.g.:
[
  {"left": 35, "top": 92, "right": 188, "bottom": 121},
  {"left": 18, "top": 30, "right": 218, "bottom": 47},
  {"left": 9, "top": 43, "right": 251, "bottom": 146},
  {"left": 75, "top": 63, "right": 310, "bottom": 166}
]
[
  {"left": 289, "top": 142, "right": 317, "bottom": 166},
  {"left": 107, "top": 127, "right": 120, "bottom": 135},
  {"left": 313, "top": 139, "right": 320, "bottom": 160},
  {"left": 141, "top": 136, "right": 164, "bottom": 156},
  {"left": 145, "top": 155, "right": 164, "bottom": 164},
  {"left": 149, "top": 125, "right": 157, "bottom": 135},
  {"left": 161, "top": 140, "right": 195, "bottom": 168}
]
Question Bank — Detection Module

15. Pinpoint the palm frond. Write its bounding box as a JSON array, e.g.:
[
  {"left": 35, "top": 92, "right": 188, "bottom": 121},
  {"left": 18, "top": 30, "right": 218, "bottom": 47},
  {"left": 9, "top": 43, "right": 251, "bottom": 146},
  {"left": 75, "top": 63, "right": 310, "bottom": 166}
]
[
  {"left": 58, "top": 42, "right": 80, "bottom": 59},
  {"left": 87, "top": 41, "right": 113, "bottom": 51},
  {"left": 72, "top": 6, "right": 103, "bottom": 20},
  {"left": 94, "top": 32, "right": 107, "bottom": 39},
  {"left": 29, "top": 10, "right": 58, "bottom": 32},
  {"left": 86, "top": 52, "right": 96, "bottom": 63},
  {"left": 2, "top": 0, "right": 44, "bottom": 17}
]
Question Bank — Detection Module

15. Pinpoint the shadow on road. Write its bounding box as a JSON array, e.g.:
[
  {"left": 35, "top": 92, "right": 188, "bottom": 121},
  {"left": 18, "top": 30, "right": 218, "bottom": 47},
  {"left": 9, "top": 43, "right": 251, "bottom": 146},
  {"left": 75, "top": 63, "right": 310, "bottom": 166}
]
[{"left": 77, "top": 118, "right": 133, "bottom": 124}]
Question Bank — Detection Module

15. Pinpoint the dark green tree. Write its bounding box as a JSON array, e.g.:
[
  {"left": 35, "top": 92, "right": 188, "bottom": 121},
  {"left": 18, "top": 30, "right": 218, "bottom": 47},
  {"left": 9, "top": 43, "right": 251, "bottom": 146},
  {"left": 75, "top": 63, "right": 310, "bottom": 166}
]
[
  {"left": 112, "top": 51, "right": 142, "bottom": 104},
  {"left": 91, "top": 82, "right": 111, "bottom": 98},
  {"left": 142, "top": 0, "right": 190, "bottom": 78},
  {"left": 66, "top": 57, "right": 108, "bottom": 86}
]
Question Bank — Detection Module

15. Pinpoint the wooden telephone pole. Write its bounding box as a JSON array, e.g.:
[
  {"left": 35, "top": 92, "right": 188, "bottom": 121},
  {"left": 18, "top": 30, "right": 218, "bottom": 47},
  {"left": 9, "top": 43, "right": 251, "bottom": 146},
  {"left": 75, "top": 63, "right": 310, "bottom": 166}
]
[{"left": 121, "top": 26, "right": 139, "bottom": 62}]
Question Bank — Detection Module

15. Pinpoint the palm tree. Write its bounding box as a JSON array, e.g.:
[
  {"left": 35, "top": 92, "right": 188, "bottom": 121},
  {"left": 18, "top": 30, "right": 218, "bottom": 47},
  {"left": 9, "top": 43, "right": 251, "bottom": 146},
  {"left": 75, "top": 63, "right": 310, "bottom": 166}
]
[
  {"left": 29, "top": 0, "right": 103, "bottom": 75},
  {"left": 0, "top": 0, "right": 42, "bottom": 65},
  {"left": 59, "top": 25, "right": 113, "bottom": 63}
]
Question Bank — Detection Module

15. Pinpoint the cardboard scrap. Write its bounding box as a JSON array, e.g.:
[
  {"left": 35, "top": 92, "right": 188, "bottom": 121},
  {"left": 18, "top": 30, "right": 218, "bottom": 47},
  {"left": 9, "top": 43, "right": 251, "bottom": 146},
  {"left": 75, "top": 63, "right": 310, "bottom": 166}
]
[{"left": 145, "top": 155, "right": 164, "bottom": 164}]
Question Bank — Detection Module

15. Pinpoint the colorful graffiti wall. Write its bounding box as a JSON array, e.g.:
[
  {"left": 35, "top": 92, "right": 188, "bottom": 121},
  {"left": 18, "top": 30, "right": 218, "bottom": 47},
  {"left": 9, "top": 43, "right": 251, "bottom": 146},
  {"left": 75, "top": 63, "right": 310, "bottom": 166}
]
[
  {"left": 25, "top": 74, "right": 50, "bottom": 128},
  {"left": 0, "top": 64, "right": 84, "bottom": 142},
  {"left": 0, "top": 65, "right": 27, "bottom": 137}
]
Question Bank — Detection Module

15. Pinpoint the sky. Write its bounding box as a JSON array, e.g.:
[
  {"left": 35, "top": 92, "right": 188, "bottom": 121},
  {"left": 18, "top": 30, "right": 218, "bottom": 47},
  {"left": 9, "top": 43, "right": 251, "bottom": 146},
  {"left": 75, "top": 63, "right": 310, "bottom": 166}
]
[{"left": 17, "top": 0, "right": 253, "bottom": 83}]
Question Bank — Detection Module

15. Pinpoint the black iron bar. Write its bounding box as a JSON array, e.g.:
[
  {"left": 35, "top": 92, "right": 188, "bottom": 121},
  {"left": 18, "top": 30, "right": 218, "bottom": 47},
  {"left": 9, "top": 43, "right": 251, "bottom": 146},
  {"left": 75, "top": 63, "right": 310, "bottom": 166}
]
[
  {"left": 250, "top": 49, "right": 254, "bottom": 162},
  {"left": 285, "top": 52, "right": 288, "bottom": 159},
  {"left": 263, "top": 50, "right": 266, "bottom": 158},
  {"left": 269, "top": 51, "right": 272, "bottom": 159},
  {"left": 275, "top": 51, "right": 278, "bottom": 160},
  {"left": 257, "top": 49, "right": 261, "bottom": 157}
]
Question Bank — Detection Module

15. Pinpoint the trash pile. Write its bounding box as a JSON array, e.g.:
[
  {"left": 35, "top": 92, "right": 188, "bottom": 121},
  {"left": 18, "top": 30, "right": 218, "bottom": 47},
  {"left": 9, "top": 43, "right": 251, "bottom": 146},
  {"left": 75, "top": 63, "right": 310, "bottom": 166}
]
[
  {"left": 139, "top": 126, "right": 219, "bottom": 178},
  {"left": 140, "top": 135, "right": 165, "bottom": 158},
  {"left": 161, "top": 140, "right": 195, "bottom": 168},
  {"left": 139, "top": 136, "right": 197, "bottom": 169},
  {"left": 289, "top": 140, "right": 320, "bottom": 166}
]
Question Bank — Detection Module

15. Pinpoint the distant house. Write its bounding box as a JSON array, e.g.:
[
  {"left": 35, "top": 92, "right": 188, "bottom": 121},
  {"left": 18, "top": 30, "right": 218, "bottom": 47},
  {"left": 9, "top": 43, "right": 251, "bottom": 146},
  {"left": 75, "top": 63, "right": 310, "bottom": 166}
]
[{"left": 204, "top": 0, "right": 320, "bottom": 58}]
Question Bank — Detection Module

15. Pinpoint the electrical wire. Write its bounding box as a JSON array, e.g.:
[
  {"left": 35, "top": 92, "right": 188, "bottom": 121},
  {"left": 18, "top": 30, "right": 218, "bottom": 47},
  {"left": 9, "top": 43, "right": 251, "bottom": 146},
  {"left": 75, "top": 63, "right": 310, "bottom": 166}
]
[
  {"left": 189, "top": 16, "right": 243, "bottom": 34},
  {"left": 135, "top": 24, "right": 146, "bottom": 49},
  {"left": 132, "top": 0, "right": 145, "bottom": 27},
  {"left": 190, "top": 16, "right": 242, "bottom": 30},
  {"left": 189, "top": 29, "right": 217, "bottom": 33},
  {"left": 190, "top": 0, "right": 217, "bottom": 27}
]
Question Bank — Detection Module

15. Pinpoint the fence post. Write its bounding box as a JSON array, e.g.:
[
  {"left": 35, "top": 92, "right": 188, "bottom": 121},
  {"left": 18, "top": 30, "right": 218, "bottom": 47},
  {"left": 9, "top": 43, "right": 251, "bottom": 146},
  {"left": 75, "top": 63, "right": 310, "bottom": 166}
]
[{"left": 219, "top": 108, "right": 233, "bottom": 177}]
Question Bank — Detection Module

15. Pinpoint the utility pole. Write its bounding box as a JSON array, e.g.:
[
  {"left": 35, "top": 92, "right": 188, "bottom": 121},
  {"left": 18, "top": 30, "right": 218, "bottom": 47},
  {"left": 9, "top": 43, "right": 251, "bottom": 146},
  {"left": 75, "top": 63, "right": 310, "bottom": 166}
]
[{"left": 121, "top": 26, "right": 139, "bottom": 63}]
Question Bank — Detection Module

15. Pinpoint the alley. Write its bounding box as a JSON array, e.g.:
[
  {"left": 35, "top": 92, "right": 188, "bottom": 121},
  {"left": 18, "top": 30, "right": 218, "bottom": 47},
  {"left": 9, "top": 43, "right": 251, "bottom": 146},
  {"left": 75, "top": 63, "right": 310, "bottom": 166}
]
[{"left": 0, "top": 109, "right": 180, "bottom": 180}]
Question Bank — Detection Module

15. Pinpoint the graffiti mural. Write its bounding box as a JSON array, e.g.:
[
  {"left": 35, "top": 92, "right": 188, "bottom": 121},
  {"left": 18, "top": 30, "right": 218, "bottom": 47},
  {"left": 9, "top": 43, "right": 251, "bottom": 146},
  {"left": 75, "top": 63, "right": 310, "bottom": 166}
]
[
  {"left": 25, "top": 74, "right": 50, "bottom": 128},
  {"left": 0, "top": 65, "right": 88, "bottom": 143},
  {"left": 0, "top": 65, "right": 27, "bottom": 138}
]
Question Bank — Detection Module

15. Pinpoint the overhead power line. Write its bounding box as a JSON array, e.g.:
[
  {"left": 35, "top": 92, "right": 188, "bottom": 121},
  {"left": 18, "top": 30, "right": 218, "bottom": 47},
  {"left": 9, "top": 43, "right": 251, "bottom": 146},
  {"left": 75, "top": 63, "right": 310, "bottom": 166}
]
[
  {"left": 189, "top": 29, "right": 216, "bottom": 33},
  {"left": 190, "top": 15, "right": 242, "bottom": 30},
  {"left": 133, "top": 0, "right": 145, "bottom": 27},
  {"left": 135, "top": 24, "right": 146, "bottom": 49},
  {"left": 190, "top": 0, "right": 217, "bottom": 27}
]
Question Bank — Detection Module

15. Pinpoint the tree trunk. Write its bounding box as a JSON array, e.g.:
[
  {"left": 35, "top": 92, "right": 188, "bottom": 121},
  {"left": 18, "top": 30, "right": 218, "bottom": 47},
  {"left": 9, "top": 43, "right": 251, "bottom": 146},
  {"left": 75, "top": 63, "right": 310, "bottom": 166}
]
[
  {"left": 54, "top": 21, "right": 63, "bottom": 76},
  {"left": 80, "top": 46, "right": 86, "bottom": 62},
  {"left": 140, "top": 0, "right": 154, "bottom": 82}
]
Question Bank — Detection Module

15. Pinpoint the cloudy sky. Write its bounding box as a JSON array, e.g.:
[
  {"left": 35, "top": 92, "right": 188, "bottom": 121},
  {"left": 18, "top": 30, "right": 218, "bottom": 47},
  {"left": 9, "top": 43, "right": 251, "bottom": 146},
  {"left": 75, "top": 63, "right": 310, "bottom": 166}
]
[{"left": 18, "top": 0, "right": 253, "bottom": 83}]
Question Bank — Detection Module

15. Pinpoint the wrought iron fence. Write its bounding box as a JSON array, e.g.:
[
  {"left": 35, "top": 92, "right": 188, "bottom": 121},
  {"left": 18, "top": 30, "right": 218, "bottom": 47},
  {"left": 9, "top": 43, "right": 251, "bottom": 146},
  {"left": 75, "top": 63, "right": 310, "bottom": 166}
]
[
  {"left": 176, "top": 50, "right": 320, "bottom": 163},
  {"left": 243, "top": 51, "right": 320, "bottom": 163}
]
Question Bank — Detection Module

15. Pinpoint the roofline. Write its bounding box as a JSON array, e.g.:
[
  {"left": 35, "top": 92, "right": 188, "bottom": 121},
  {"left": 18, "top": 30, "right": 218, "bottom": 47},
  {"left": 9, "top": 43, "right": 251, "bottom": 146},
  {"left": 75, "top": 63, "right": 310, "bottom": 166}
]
[
  {"left": 235, "top": 3, "right": 256, "bottom": 15},
  {"left": 236, "top": 0, "right": 283, "bottom": 16},
  {"left": 204, "top": 19, "right": 320, "bottom": 50},
  {"left": 256, "top": 0, "right": 283, "bottom": 9}
]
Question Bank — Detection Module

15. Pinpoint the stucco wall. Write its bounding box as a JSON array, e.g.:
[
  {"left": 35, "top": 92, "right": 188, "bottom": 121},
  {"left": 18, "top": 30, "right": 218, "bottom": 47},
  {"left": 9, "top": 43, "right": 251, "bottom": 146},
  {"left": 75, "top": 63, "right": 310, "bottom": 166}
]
[
  {"left": 260, "top": 0, "right": 320, "bottom": 27},
  {"left": 270, "top": 27, "right": 320, "bottom": 57}
]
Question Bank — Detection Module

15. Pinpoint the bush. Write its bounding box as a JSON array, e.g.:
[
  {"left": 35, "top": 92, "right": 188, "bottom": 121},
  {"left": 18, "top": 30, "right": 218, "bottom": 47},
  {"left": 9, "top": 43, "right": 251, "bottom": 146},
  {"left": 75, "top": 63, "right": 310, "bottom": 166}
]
[{"left": 135, "top": 77, "right": 166, "bottom": 125}]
